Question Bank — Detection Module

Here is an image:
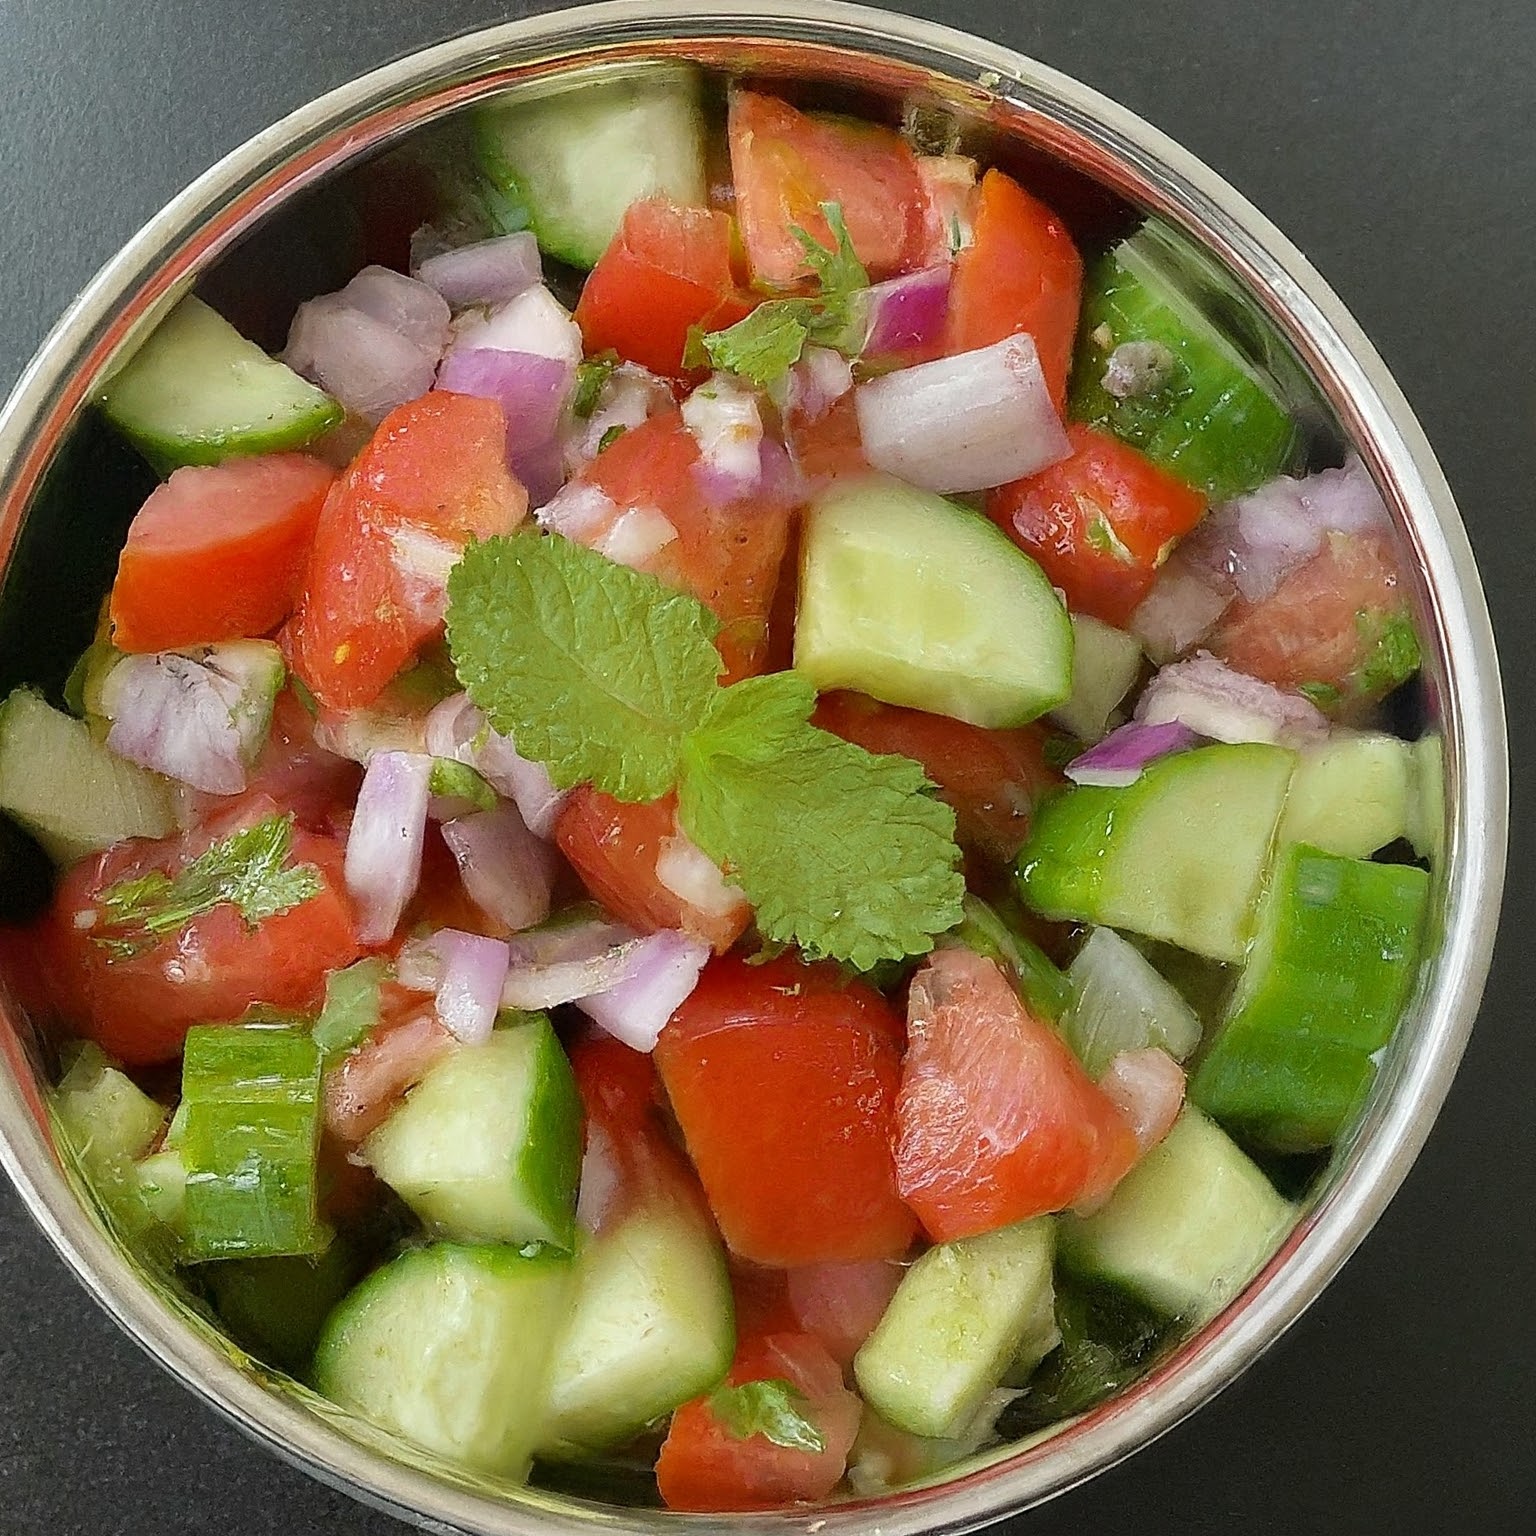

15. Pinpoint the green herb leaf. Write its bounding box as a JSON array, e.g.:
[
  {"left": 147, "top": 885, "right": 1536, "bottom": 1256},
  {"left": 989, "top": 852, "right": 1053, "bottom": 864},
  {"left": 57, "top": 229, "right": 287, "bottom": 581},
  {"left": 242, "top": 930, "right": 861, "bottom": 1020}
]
[
  {"left": 1297, "top": 680, "right": 1343, "bottom": 710},
  {"left": 312, "top": 958, "right": 389, "bottom": 1060},
  {"left": 1085, "top": 513, "right": 1135, "bottom": 564},
  {"left": 95, "top": 813, "right": 322, "bottom": 957},
  {"left": 679, "top": 674, "right": 964, "bottom": 970},
  {"left": 701, "top": 301, "right": 814, "bottom": 389},
  {"left": 597, "top": 423, "right": 628, "bottom": 453},
  {"left": 792, "top": 202, "right": 868, "bottom": 302},
  {"left": 446, "top": 534, "right": 721, "bottom": 802},
  {"left": 427, "top": 757, "right": 498, "bottom": 811},
  {"left": 709, "top": 1378, "right": 826, "bottom": 1454},
  {"left": 571, "top": 351, "right": 620, "bottom": 419},
  {"left": 1354, "top": 609, "right": 1421, "bottom": 698}
]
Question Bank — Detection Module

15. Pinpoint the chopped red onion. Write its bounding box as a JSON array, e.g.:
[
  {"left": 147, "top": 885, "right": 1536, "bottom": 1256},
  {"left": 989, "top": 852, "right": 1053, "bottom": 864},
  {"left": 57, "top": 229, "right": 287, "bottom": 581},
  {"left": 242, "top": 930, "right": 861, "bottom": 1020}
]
[
  {"left": 501, "top": 936, "right": 651, "bottom": 1011},
  {"left": 337, "top": 266, "right": 452, "bottom": 356},
  {"left": 388, "top": 523, "right": 463, "bottom": 629},
  {"left": 447, "top": 285, "right": 583, "bottom": 367},
  {"left": 537, "top": 481, "right": 621, "bottom": 543},
  {"left": 1135, "top": 653, "right": 1328, "bottom": 747},
  {"left": 1130, "top": 560, "right": 1232, "bottom": 664},
  {"left": 655, "top": 833, "right": 746, "bottom": 921},
  {"left": 575, "top": 930, "right": 711, "bottom": 1053},
  {"left": 575, "top": 1117, "right": 622, "bottom": 1235},
  {"left": 432, "top": 929, "right": 512, "bottom": 1045},
  {"left": 1065, "top": 720, "right": 1202, "bottom": 788},
  {"left": 100, "top": 642, "right": 280, "bottom": 795},
  {"left": 441, "top": 803, "right": 557, "bottom": 933},
  {"left": 323, "top": 1008, "right": 452, "bottom": 1143},
  {"left": 562, "top": 363, "right": 674, "bottom": 475},
  {"left": 423, "top": 693, "right": 568, "bottom": 839},
  {"left": 853, "top": 265, "right": 952, "bottom": 356},
  {"left": 344, "top": 751, "right": 433, "bottom": 943},
  {"left": 854, "top": 334, "right": 1070, "bottom": 493},
  {"left": 1099, "top": 1047, "right": 1185, "bottom": 1155},
  {"left": 598, "top": 505, "right": 679, "bottom": 564},
  {"left": 414, "top": 232, "right": 542, "bottom": 311},
  {"left": 284, "top": 296, "right": 441, "bottom": 426},
  {"left": 683, "top": 375, "right": 764, "bottom": 502},
  {"left": 779, "top": 345, "right": 853, "bottom": 423}
]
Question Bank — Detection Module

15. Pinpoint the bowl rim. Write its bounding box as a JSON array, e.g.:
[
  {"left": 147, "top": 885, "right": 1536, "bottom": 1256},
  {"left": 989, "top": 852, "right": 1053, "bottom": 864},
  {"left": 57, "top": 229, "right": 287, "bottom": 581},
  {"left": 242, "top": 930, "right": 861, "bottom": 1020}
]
[{"left": 0, "top": 4, "right": 1508, "bottom": 1533}]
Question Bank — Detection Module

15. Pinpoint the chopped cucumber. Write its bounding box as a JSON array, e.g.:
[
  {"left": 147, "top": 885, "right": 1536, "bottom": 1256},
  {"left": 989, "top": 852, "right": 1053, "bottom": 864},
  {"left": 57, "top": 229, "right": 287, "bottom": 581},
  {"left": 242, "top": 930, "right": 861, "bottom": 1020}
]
[
  {"left": 203, "top": 1243, "right": 359, "bottom": 1376},
  {"left": 362, "top": 1016, "right": 582, "bottom": 1250},
  {"left": 796, "top": 475, "right": 1073, "bottom": 728},
  {"left": 1058, "top": 1107, "right": 1293, "bottom": 1322},
  {"left": 134, "top": 1148, "right": 187, "bottom": 1231},
  {"left": 847, "top": 1391, "right": 1016, "bottom": 1495},
  {"left": 945, "top": 893, "right": 1073, "bottom": 1021},
  {"left": 539, "top": 1197, "right": 735, "bottom": 1455},
  {"left": 1050, "top": 614, "right": 1143, "bottom": 743},
  {"left": 476, "top": 63, "right": 707, "bottom": 269},
  {"left": 1017, "top": 743, "right": 1295, "bottom": 962},
  {"left": 1407, "top": 732, "right": 1444, "bottom": 865},
  {"left": 854, "top": 1218, "right": 1055, "bottom": 1440},
  {"left": 0, "top": 688, "right": 177, "bottom": 863},
  {"left": 1071, "top": 222, "right": 1301, "bottom": 500},
  {"left": 1276, "top": 731, "right": 1413, "bottom": 858},
  {"left": 99, "top": 296, "right": 342, "bottom": 472},
  {"left": 1191, "top": 843, "right": 1430, "bottom": 1151},
  {"left": 1063, "top": 926, "right": 1203, "bottom": 1077},
  {"left": 314, "top": 1241, "right": 573, "bottom": 1479}
]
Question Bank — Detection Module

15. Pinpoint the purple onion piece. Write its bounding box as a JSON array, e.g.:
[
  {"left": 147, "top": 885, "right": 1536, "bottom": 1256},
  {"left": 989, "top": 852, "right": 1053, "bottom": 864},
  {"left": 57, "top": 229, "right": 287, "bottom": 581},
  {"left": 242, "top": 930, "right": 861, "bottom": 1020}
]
[
  {"left": 856, "top": 264, "right": 952, "bottom": 356},
  {"left": 433, "top": 929, "right": 511, "bottom": 1045},
  {"left": 501, "top": 939, "right": 651, "bottom": 1012},
  {"left": 338, "top": 265, "right": 452, "bottom": 355},
  {"left": 414, "top": 232, "right": 542, "bottom": 311},
  {"left": 1135, "top": 653, "right": 1329, "bottom": 747},
  {"left": 1065, "top": 721, "right": 1202, "bottom": 788},
  {"left": 284, "top": 295, "right": 439, "bottom": 425},
  {"left": 343, "top": 751, "right": 433, "bottom": 943},
  {"left": 574, "top": 930, "right": 711, "bottom": 1053},
  {"left": 422, "top": 693, "right": 569, "bottom": 839},
  {"left": 854, "top": 333, "right": 1070, "bottom": 494},
  {"left": 441, "top": 803, "right": 557, "bottom": 934},
  {"left": 1130, "top": 560, "right": 1233, "bottom": 664}
]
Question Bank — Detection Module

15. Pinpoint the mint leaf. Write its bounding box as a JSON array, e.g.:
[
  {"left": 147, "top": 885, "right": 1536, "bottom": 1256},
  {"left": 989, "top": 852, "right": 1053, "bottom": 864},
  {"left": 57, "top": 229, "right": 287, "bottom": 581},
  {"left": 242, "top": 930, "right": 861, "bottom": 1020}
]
[
  {"left": 312, "top": 957, "right": 388, "bottom": 1059},
  {"left": 428, "top": 756, "right": 497, "bottom": 811},
  {"left": 571, "top": 351, "right": 620, "bottom": 419},
  {"left": 446, "top": 534, "right": 721, "bottom": 802},
  {"left": 702, "top": 301, "right": 814, "bottom": 389},
  {"left": 1354, "top": 609, "right": 1421, "bottom": 698},
  {"left": 710, "top": 1378, "right": 825, "bottom": 1454},
  {"left": 680, "top": 682, "right": 964, "bottom": 970},
  {"left": 95, "top": 813, "right": 322, "bottom": 957}
]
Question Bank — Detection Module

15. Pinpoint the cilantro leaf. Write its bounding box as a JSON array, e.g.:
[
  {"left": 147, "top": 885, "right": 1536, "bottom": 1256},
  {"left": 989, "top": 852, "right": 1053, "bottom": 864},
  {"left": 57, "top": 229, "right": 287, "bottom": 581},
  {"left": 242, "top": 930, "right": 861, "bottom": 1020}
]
[
  {"left": 679, "top": 675, "right": 964, "bottom": 970},
  {"left": 1354, "top": 609, "right": 1421, "bottom": 698},
  {"left": 95, "top": 813, "right": 322, "bottom": 957},
  {"left": 1297, "top": 680, "right": 1342, "bottom": 710},
  {"left": 709, "top": 1378, "right": 826, "bottom": 1454},
  {"left": 312, "top": 957, "right": 388, "bottom": 1060},
  {"left": 571, "top": 351, "right": 620, "bottom": 419},
  {"left": 792, "top": 202, "right": 868, "bottom": 301},
  {"left": 427, "top": 756, "right": 497, "bottom": 811},
  {"left": 446, "top": 534, "right": 721, "bottom": 802},
  {"left": 701, "top": 301, "right": 814, "bottom": 389}
]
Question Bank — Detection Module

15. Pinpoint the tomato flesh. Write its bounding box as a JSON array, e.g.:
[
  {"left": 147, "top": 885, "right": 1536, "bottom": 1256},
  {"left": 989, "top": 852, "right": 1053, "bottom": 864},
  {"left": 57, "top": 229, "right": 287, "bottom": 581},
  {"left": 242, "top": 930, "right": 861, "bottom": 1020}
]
[
  {"left": 655, "top": 953, "right": 916, "bottom": 1266},
  {"left": 988, "top": 423, "right": 1208, "bottom": 628},
  {"left": 554, "top": 788, "right": 751, "bottom": 953},
  {"left": 895, "top": 949, "right": 1137, "bottom": 1241},
  {"left": 812, "top": 691, "right": 1061, "bottom": 864},
  {"left": 785, "top": 1259, "right": 904, "bottom": 1369},
  {"left": 323, "top": 994, "right": 452, "bottom": 1143},
  {"left": 110, "top": 454, "right": 335, "bottom": 653},
  {"left": 288, "top": 394, "right": 527, "bottom": 710},
  {"left": 574, "top": 198, "right": 752, "bottom": 379},
  {"left": 656, "top": 1330, "right": 862, "bottom": 1511},
  {"left": 728, "top": 90, "right": 928, "bottom": 285},
  {"left": 46, "top": 804, "right": 361, "bottom": 1066},
  {"left": 945, "top": 169, "right": 1083, "bottom": 411},
  {"left": 564, "top": 410, "right": 793, "bottom": 682}
]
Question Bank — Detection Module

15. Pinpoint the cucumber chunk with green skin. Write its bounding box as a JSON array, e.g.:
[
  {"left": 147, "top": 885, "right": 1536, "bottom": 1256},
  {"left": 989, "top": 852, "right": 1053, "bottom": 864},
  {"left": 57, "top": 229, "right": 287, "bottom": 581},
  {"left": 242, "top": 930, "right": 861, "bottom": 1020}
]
[
  {"left": 362, "top": 1016, "right": 582, "bottom": 1251},
  {"left": 0, "top": 689, "right": 177, "bottom": 864},
  {"left": 475, "top": 63, "right": 707, "bottom": 269},
  {"left": 180, "top": 1024, "right": 329, "bottom": 1263},
  {"left": 1276, "top": 731, "right": 1413, "bottom": 858},
  {"left": 1407, "top": 732, "right": 1444, "bottom": 865},
  {"left": 538, "top": 1197, "right": 735, "bottom": 1455},
  {"left": 1191, "top": 843, "right": 1430, "bottom": 1151},
  {"left": 1017, "top": 743, "right": 1295, "bottom": 962},
  {"left": 1049, "top": 614, "right": 1143, "bottom": 744},
  {"left": 1070, "top": 223, "right": 1301, "bottom": 500},
  {"left": 53, "top": 1043, "right": 166, "bottom": 1166},
  {"left": 314, "top": 1242, "right": 574, "bottom": 1480},
  {"left": 795, "top": 476, "right": 1074, "bottom": 728},
  {"left": 944, "top": 893, "right": 1073, "bottom": 1021},
  {"left": 203, "top": 1242, "right": 360, "bottom": 1377},
  {"left": 854, "top": 1218, "right": 1055, "bottom": 1440},
  {"left": 99, "top": 296, "right": 342, "bottom": 472},
  {"left": 1058, "top": 1107, "right": 1293, "bottom": 1323}
]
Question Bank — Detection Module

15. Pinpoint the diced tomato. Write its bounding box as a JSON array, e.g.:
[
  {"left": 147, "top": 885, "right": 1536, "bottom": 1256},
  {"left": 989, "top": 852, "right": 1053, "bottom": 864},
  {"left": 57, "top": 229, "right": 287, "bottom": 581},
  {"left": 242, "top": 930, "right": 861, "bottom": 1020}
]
[
  {"left": 784, "top": 392, "right": 868, "bottom": 490},
  {"left": 397, "top": 826, "right": 511, "bottom": 941},
  {"left": 786, "top": 1260, "right": 904, "bottom": 1369},
  {"left": 895, "top": 949, "right": 1137, "bottom": 1241},
  {"left": 288, "top": 394, "right": 527, "bottom": 711},
  {"left": 656, "top": 1330, "right": 862, "bottom": 1512},
  {"left": 812, "top": 691, "right": 1061, "bottom": 863},
  {"left": 245, "top": 688, "right": 362, "bottom": 837},
  {"left": 914, "top": 153, "right": 982, "bottom": 268},
  {"left": 555, "top": 788, "right": 751, "bottom": 953},
  {"left": 574, "top": 198, "right": 753, "bottom": 379},
  {"left": 944, "top": 169, "right": 1083, "bottom": 411},
  {"left": 1207, "top": 530, "right": 1412, "bottom": 701},
  {"left": 655, "top": 953, "right": 916, "bottom": 1266},
  {"left": 566, "top": 409, "right": 793, "bottom": 681},
  {"left": 728, "top": 90, "right": 928, "bottom": 286},
  {"left": 44, "top": 805, "right": 361, "bottom": 1066},
  {"left": 729, "top": 1262, "right": 799, "bottom": 1339},
  {"left": 323, "top": 995, "right": 452, "bottom": 1143},
  {"left": 109, "top": 454, "right": 334, "bottom": 653},
  {"left": 987, "top": 424, "right": 1209, "bottom": 627}
]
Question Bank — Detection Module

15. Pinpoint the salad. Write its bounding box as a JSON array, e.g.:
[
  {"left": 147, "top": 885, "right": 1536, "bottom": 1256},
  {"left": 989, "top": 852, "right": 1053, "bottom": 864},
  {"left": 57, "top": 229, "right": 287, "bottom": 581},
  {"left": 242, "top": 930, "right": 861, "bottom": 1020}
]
[{"left": 0, "top": 62, "right": 1436, "bottom": 1512}]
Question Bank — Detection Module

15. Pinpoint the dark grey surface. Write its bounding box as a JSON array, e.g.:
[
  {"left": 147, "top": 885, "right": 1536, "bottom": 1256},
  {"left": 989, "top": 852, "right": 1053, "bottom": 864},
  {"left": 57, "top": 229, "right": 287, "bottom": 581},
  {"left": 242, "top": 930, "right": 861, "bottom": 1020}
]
[{"left": 0, "top": 1, "right": 1531, "bottom": 1531}]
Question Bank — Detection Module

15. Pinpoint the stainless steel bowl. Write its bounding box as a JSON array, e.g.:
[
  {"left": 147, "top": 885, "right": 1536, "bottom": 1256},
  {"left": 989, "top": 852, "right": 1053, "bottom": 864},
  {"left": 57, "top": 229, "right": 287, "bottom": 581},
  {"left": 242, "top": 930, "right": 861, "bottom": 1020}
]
[{"left": 0, "top": 3, "right": 1507, "bottom": 1532}]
